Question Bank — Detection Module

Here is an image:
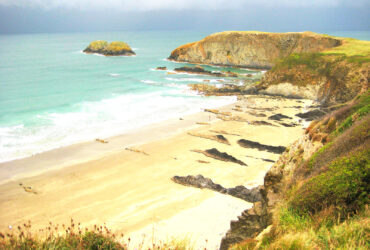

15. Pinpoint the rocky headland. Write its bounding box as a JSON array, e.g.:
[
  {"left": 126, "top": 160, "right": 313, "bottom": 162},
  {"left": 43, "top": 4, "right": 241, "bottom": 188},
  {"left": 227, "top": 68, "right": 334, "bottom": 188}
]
[
  {"left": 169, "top": 31, "right": 341, "bottom": 69},
  {"left": 83, "top": 40, "right": 135, "bottom": 56}
]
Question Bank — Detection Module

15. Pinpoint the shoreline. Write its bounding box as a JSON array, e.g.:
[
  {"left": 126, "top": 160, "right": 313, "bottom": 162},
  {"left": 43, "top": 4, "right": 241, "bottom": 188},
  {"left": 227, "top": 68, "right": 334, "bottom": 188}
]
[
  {"left": 0, "top": 94, "right": 315, "bottom": 248},
  {"left": 0, "top": 100, "right": 237, "bottom": 185}
]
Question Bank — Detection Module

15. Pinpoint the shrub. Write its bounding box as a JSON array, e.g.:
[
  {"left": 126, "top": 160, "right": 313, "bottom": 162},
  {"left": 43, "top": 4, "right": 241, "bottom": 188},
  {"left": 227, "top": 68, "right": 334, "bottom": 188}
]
[{"left": 289, "top": 149, "right": 370, "bottom": 214}]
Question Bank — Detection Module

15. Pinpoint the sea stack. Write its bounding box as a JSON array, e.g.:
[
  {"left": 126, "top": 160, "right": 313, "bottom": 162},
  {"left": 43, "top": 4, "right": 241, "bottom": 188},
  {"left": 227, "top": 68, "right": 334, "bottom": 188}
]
[
  {"left": 168, "top": 31, "right": 341, "bottom": 69},
  {"left": 83, "top": 40, "right": 136, "bottom": 56}
]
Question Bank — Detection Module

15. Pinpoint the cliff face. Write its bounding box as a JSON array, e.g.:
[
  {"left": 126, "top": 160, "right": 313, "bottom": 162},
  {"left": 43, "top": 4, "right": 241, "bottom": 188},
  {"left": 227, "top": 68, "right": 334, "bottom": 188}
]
[
  {"left": 258, "top": 54, "right": 369, "bottom": 105},
  {"left": 168, "top": 31, "right": 341, "bottom": 69}
]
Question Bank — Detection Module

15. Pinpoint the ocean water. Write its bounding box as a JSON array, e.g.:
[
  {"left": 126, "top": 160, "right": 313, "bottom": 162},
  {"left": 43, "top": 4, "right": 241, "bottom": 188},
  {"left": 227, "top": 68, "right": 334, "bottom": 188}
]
[
  {"left": 1, "top": 30, "right": 368, "bottom": 163},
  {"left": 0, "top": 31, "right": 262, "bottom": 163}
]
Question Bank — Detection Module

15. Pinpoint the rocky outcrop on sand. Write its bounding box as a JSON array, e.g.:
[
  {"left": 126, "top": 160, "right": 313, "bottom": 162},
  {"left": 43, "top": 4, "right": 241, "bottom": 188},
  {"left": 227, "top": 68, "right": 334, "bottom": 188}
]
[
  {"left": 191, "top": 148, "right": 247, "bottom": 166},
  {"left": 171, "top": 175, "right": 262, "bottom": 203},
  {"left": 238, "top": 139, "right": 286, "bottom": 154},
  {"left": 83, "top": 40, "right": 135, "bottom": 56},
  {"left": 188, "top": 132, "right": 230, "bottom": 145},
  {"left": 169, "top": 31, "right": 341, "bottom": 69}
]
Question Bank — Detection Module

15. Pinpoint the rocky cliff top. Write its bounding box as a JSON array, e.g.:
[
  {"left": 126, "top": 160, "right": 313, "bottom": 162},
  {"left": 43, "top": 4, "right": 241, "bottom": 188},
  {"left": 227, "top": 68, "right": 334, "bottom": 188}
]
[
  {"left": 169, "top": 31, "right": 341, "bottom": 69},
  {"left": 83, "top": 40, "right": 135, "bottom": 56}
]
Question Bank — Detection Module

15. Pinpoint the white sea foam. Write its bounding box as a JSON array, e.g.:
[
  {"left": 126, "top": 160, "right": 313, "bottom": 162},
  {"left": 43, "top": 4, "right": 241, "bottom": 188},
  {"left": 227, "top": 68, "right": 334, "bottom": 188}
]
[
  {"left": 109, "top": 73, "right": 120, "bottom": 77},
  {"left": 165, "top": 77, "right": 223, "bottom": 83},
  {"left": 0, "top": 92, "right": 236, "bottom": 163}
]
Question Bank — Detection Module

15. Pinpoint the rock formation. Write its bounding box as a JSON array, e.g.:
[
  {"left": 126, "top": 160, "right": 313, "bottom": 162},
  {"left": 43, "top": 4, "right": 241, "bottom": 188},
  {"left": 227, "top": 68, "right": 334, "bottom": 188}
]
[
  {"left": 171, "top": 175, "right": 262, "bottom": 203},
  {"left": 168, "top": 31, "right": 341, "bottom": 69},
  {"left": 238, "top": 139, "right": 286, "bottom": 154},
  {"left": 83, "top": 40, "right": 135, "bottom": 56},
  {"left": 191, "top": 148, "right": 247, "bottom": 166}
]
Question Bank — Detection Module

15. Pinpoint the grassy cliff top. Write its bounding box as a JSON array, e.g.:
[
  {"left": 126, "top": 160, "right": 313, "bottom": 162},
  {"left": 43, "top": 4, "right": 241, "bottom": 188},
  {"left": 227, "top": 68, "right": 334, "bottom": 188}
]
[{"left": 324, "top": 37, "right": 370, "bottom": 57}]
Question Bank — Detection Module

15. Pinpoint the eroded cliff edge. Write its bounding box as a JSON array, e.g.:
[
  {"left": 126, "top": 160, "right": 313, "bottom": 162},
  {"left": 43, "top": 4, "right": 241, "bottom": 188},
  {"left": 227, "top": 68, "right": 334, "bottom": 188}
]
[{"left": 168, "top": 31, "right": 341, "bottom": 69}]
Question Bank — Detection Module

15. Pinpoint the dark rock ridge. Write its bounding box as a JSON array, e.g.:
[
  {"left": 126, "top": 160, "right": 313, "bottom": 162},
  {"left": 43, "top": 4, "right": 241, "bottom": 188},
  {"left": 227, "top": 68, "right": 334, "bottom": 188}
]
[
  {"left": 296, "top": 109, "right": 327, "bottom": 121},
  {"left": 220, "top": 187, "right": 270, "bottom": 250},
  {"left": 156, "top": 66, "right": 167, "bottom": 70},
  {"left": 174, "top": 66, "right": 224, "bottom": 77},
  {"left": 238, "top": 139, "right": 286, "bottom": 154},
  {"left": 171, "top": 175, "right": 261, "bottom": 203},
  {"left": 250, "top": 121, "right": 277, "bottom": 127},
  {"left": 268, "top": 113, "right": 292, "bottom": 121},
  {"left": 192, "top": 148, "right": 247, "bottom": 166},
  {"left": 83, "top": 41, "right": 135, "bottom": 56},
  {"left": 169, "top": 31, "right": 341, "bottom": 69}
]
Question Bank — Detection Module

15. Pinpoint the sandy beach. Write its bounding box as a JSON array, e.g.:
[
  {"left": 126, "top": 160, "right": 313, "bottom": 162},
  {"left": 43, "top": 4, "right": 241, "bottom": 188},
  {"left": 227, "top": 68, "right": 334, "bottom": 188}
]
[{"left": 0, "top": 94, "right": 313, "bottom": 249}]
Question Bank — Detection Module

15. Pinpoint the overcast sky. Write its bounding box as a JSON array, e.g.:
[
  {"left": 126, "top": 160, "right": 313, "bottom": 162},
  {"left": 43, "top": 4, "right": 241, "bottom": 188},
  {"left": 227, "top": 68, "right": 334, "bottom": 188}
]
[{"left": 0, "top": 0, "right": 369, "bottom": 33}]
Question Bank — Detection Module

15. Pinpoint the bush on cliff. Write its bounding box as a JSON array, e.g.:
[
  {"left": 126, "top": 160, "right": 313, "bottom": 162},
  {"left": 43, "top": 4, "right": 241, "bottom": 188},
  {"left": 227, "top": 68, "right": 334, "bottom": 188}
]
[{"left": 289, "top": 149, "right": 370, "bottom": 214}]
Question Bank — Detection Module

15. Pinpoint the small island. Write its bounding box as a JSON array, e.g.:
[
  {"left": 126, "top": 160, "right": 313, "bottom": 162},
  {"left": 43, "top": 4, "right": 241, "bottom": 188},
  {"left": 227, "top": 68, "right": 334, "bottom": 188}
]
[{"left": 83, "top": 40, "right": 135, "bottom": 56}]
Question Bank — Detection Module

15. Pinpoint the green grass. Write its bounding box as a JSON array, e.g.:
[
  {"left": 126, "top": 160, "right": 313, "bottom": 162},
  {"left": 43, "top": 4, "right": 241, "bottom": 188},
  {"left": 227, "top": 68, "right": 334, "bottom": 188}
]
[
  {"left": 232, "top": 207, "right": 370, "bottom": 250},
  {"left": 333, "top": 93, "right": 370, "bottom": 136},
  {"left": 324, "top": 38, "right": 370, "bottom": 57}
]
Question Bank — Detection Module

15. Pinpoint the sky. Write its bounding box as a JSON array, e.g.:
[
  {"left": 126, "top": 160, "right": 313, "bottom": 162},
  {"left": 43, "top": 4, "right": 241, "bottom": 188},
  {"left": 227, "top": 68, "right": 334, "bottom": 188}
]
[{"left": 0, "top": 0, "right": 369, "bottom": 34}]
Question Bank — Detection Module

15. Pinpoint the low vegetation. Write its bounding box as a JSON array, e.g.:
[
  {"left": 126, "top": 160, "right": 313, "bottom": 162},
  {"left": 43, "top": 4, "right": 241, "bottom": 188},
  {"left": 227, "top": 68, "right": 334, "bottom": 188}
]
[{"left": 0, "top": 219, "right": 194, "bottom": 250}]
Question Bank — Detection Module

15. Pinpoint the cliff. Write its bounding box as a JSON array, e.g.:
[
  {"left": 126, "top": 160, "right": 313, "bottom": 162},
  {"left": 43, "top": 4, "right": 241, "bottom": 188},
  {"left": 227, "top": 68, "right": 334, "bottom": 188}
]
[
  {"left": 83, "top": 40, "right": 135, "bottom": 56},
  {"left": 221, "top": 91, "right": 369, "bottom": 250},
  {"left": 168, "top": 31, "right": 341, "bottom": 69}
]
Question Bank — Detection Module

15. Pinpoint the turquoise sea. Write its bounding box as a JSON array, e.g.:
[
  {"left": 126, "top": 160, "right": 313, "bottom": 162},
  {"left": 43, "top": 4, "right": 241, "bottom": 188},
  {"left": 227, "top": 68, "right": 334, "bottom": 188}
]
[
  {"left": 0, "top": 30, "right": 368, "bottom": 163},
  {"left": 0, "top": 31, "right": 262, "bottom": 162}
]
